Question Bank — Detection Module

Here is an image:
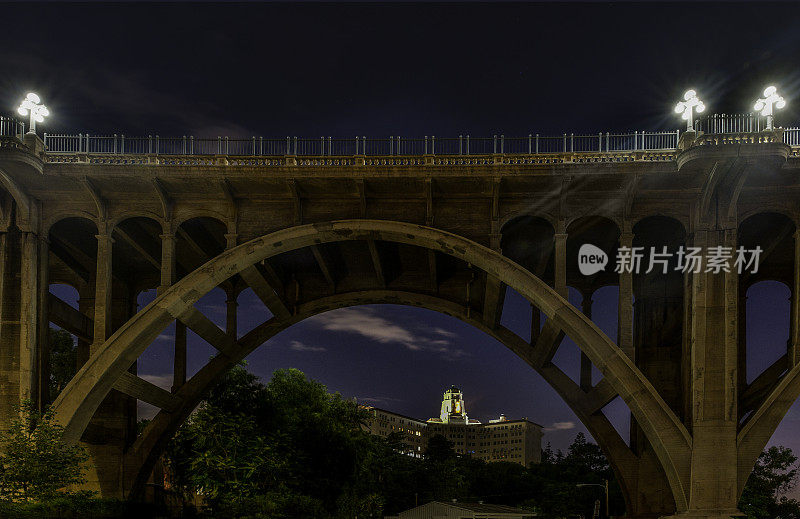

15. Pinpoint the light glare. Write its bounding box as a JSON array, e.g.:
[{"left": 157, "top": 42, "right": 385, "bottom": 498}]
[
  {"left": 675, "top": 89, "right": 705, "bottom": 131},
  {"left": 16, "top": 92, "right": 49, "bottom": 134},
  {"left": 754, "top": 86, "right": 786, "bottom": 129}
]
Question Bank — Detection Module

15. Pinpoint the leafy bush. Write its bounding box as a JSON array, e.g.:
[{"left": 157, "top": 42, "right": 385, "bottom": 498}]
[{"left": 0, "top": 401, "right": 88, "bottom": 503}]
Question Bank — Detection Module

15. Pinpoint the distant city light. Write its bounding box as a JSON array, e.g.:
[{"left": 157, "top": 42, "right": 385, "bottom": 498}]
[
  {"left": 674, "top": 89, "right": 705, "bottom": 131},
  {"left": 17, "top": 93, "right": 49, "bottom": 135},
  {"left": 754, "top": 86, "right": 786, "bottom": 131}
]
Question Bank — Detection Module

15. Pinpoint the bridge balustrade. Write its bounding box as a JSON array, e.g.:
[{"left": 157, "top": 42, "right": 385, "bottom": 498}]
[{"left": 0, "top": 113, "right": 794, "bottom": 159}]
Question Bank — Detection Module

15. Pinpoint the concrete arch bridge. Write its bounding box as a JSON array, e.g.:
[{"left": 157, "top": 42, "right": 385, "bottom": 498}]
[{"left": 0, "top": 121, "right": 799, "bottom": 518}]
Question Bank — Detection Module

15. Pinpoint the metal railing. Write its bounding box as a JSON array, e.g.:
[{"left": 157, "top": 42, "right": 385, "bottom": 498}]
[
  {"left": 38, "top": 131, "right": 682, "bottom": 156},
  {"left": 785, "top": 128, "right": 800, "bottom": 147},
  {"left": 696, "top": 113, "right": 765, "bottom": 134},
  {"left": 0, "top": 113, "right": 796, "bottom": 158},
  {"left": 0, "top": 116, "right": 25, "bottom": 140}
]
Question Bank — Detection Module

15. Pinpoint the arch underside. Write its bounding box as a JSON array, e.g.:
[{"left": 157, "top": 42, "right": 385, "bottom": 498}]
[
  {"left": 124, "top": 289, "right": 644, "bottom": 505},
  {"left": 47, "top": 218, "right": 799, "bottom": 513}
]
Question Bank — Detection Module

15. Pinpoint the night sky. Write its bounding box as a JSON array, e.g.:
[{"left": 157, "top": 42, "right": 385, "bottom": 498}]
[{"left": 4, "top": 1, "right": 800, "bottom": 465}]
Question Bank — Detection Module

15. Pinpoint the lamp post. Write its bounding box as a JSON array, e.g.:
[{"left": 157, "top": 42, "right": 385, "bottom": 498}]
[
  {"left": 17, "top": 93, "right": 49, "bottom": 135},
  {"left": 754, "top": 86, "right": 786, "bottom": 131},
  {"left": 577, "top": 479, "right": 609, "bottom": 518},
  {"left": 674, "top": 89, "right": 705, "bottom": 132}
]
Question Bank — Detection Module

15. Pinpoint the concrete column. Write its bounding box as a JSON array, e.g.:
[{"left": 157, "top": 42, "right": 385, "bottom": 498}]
[
  {"left": 530, "top": 304, "right": 541, "bottom": 345},
  {"left": 158, "top": 233, "right": 175, "bottom": 295},
  {"left": 628, "top": 225, "right": 685, "bottom": 518},
  {"left": 580, "top": 292, "right": 593, "bottom": 391},
  {"left": 77, "top": 286, "right": 94, "bottom": 367},
  {"left": 679, "top": 227, "right": 740, "bottom": 518},
  {"left": 0, "top": 228, "right": 47, "bottom": 424},
  {"left": 172, "top": 321, "right": 187, "bottom": 393},
  {"left": 18, "top": 232, "right": 40, "bottom": 408},
  {"left": 0, "top": 231, "right": 20, "bottom": 425},
  {"left": 791, "top": 230, "right": 800, "bottom": 367},
  {"left": 36, "top": 236, "right": 50, "bottom": 408},
  {"left": 83, "top": 282, "right": 139, "bottom": 499},
  {"left": 92, "top": 233, "right": 114, "bottom": 351},
  {"left": 554, "top": 233, "right": 568, "bottom": 298},
  {"left": 225, "top": 232, "right": 238, "bottom": 250},
  {"left": 738, "top": 291, "right": 748, "bottom": 398},
  {"left": 618, "top": 232, "right": 634, "bottom": 360}
]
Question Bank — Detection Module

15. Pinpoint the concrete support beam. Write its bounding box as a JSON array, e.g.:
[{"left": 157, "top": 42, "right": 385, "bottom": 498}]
[
  {"left": 682, "top": 227, "right": 740, "bottom": 517},
  {"left": 240, "top": 264, "right": 291, "bottom": 319},
  {"left": 584, "top": 379, "right": 619, "bottom": 415},
  {"left": 49, "top": 235, "right": 91, "bottom": 283},
  {"left": 112, "top": 372, "right": 181, "bottom": 413},
  {"left": 618, "top": 232, "right": 634, "bottom": 360},
  {"left": 48, "top": 293, "right": 93, "bottom": 343},
  {"left": 580, "top": 293, "right": 593, "bottom": 391},
  {"left": 367, "top": 239, "right": 386, "bottom": 288},
  {"left": 310, "top": 244, "right": 335, "bottom": 291},
  {"left": 740, "top": 354, "right": 789, "bottom": 413},
  {"left": 176, "top": 227, "right": 208, "bottom": 261},
  {"left": 19, "top": 232, "right": 40, "bottom": 407},
  {"left": 172, "top": 321, "right": 186, "bottom": 393},
  {"left": 91, "top": 233, "right": 113, "bottom": 352},
  {"left": 0, "top": 232, "right": 20, "bottom": 424},
  {"left": 530, "top": 319, "right": 565, "bottom": 369},
  {"left": 37, "top": 237, "right": 49, "bottom": 407},
  {"left": 158, "top": 233, "right": 176, "bottom": 294},
  {"left": 738, "top": 292, "right": 748, "bottom": 401},
  {"left": 428, "top": 250, "right": 438, "bottom": 292},
  {"left": 530, "top": 304, "right": 541, "bottom": 345},
  {"left": 114, "top": 228, "right": 160, "bottom": 270},
  {"left": 482, "top": 274, "right": 505, "bottom": 329},
  {"left": 177, "top": 306, "right": 238, "bottom": 357},
  {"left": 553, "top": 232, "right": 568, "bottom": 299}
]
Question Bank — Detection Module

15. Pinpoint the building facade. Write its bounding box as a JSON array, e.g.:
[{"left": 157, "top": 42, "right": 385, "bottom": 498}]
[{"left": 363, "top": 386, "right": 543, "bottom": 466}]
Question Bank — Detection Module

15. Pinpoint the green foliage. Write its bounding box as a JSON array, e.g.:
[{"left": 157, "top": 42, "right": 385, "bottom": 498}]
[
  {"left": 0, "top": 493, "right": 168, "bottom": 519},
  {"left": 166, "top": 366, "right": 375, "bottom": 517},
  {"left": 164, "top": 366, "right": 626, "bottom": 518},
  {"left": 48, "top": 328, "right": 77, "bottom": 403},
  {"left": 740, "top": 446, "right": 800, "bottom": 519},
  {"left": 163, "top": 366, "right": 800, "bottom": 519},
  {"left": 0, "top": 401, "right": 88, "bottom": 503}
]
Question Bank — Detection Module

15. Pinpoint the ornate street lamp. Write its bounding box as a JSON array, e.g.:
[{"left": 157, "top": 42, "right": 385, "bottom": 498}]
[
  {"left": 754, "top": 86, "right": 786, "bottom": 131},
  {"left": 675, "top": 89, "right": 705, "bottom": 132},
  {"left": 17, "top": 93, "right": 49, "bottom": 135}
]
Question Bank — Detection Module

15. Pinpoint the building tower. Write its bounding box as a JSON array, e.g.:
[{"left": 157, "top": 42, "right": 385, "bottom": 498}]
[{"left": 439, "top": 385, "right": 468, "bottom": 424}]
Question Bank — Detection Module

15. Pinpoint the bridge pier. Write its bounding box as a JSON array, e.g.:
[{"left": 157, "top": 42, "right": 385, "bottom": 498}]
[
  {"left": 625, "top": 219, "right": 687, "bottom": 519},
  {"left": 0, "top": 226, "right": 46, "bottom": 423},
  {"left": 664, "top": 227, "right": 742, "bottom": 519},
  {"left": 74, "top": 232, "right": 139, "bottom": 498}
]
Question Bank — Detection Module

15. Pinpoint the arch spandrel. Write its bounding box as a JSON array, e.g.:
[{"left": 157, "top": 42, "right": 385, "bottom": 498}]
[{"left": 50, "top": 219, "right": 692, "bottom": 510}]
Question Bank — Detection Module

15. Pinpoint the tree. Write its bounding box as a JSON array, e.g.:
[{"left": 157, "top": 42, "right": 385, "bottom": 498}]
[
  {"left": 740, "top": 446, "right": 800, "bottom": 519},
  {"left": 525, "top": 433, "right": 622, "bottom": 518},
  {"left": 48, "top": 328, "right": 77, "bottom": 403},
  {"left": 165, "top": 366, "right": 378, "bottom": 517},
  {"left": 424, "top": 434, "right": 455, "bottom": 463},
  {"left": 0, "top": 401, "right": 88, "bottom": 502}
]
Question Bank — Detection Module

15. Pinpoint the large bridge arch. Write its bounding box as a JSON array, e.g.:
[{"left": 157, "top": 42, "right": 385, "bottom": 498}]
[
  {"left": 124, "top": 289, "right": 640, "bottom": 504},
  {"left": 50, "top": 219, "right": 693, "bottom": 511}
]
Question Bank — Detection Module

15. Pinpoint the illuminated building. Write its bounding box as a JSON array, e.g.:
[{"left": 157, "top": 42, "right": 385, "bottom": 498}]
[{"left": 363, "top": 386, "right": 543, "bottom": 466}]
